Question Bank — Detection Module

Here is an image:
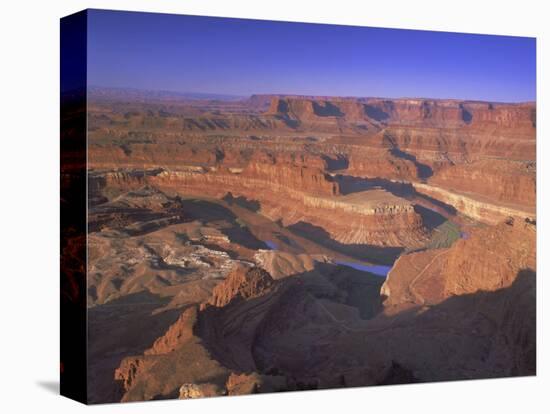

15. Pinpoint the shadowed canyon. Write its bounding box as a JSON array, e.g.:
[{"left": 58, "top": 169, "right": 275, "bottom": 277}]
[{"left": 84, "top": 88, "right": 536, "bottom": 403}]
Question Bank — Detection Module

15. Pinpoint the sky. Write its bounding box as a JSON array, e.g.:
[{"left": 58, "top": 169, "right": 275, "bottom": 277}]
[{"left": 86, "top": 9, "right": 536, "bottom": 102}]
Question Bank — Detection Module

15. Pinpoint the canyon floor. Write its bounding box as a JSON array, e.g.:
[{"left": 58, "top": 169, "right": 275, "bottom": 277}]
[{"left": 84, "top": 89, "right": 536, "bottom": 403}]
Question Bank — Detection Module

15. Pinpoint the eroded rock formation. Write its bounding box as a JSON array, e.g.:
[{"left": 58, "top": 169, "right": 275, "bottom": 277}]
[
  {"left": 85, "top": 89, "right": 536, "bottom": 403},
  {"left": 382, "top": 219, "right": 536, "bottom": 307}
]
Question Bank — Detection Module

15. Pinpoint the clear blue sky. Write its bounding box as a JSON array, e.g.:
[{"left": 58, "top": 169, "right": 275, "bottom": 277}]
[{"left": 87, "top": 9, "right": 536, "bottom": 102}]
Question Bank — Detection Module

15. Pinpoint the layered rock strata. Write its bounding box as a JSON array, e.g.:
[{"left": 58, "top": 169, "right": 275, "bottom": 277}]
[{"left": 414, "top": 182, "right": 535, "bottom": 225}]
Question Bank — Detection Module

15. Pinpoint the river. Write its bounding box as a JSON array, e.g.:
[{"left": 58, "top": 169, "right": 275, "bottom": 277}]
[{"left": 333, "top": 260, "right": 392, "bottom": 277}]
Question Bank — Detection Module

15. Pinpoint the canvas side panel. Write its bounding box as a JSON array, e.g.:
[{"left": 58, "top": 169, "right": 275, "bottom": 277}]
[{"left": 60, "top": 9, "right": 88, "bottom": 404}]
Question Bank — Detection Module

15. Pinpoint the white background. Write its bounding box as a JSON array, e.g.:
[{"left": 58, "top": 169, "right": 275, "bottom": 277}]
[{"left": 0, "top": 0, "right": 548, "bottom": 412}]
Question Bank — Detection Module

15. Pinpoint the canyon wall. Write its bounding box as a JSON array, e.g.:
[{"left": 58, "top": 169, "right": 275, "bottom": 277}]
[
  {"left": 429, "top": 159, "right": 536, "bottom": 207},
  {"left": 382, "top": 219, "right": 536, "bottom": 307},
  {"left": 413, "top": 182, "right": 535, "bottom": 224},
  {"left": 90, "top": 163, "right": 427, "bottom": 248}
]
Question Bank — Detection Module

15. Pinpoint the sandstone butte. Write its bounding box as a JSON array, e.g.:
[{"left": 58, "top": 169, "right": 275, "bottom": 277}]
[{"left": 77, "top": 89, "right": 536, "bottom": 403}]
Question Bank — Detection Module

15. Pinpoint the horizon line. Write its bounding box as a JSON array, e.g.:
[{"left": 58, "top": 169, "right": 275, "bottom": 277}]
[{"left": 87, "top": 85, "right": 536, "bottom": 105}]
